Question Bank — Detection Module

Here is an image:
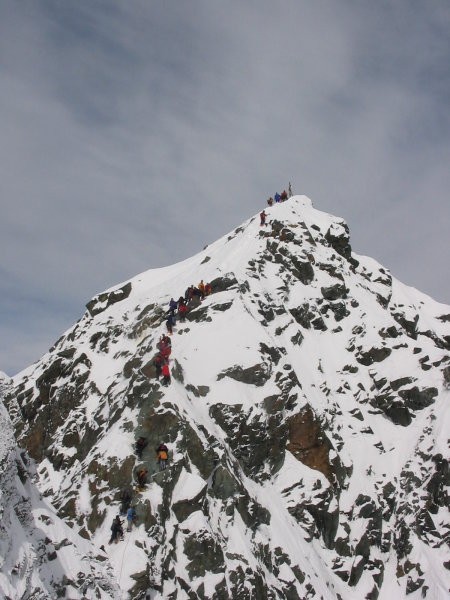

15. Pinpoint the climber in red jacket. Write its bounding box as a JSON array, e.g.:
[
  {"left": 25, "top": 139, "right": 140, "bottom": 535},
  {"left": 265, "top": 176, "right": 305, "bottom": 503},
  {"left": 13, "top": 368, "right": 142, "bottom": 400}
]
[{"left": 161, "top": 363, "right": 171, "bottom": 386}]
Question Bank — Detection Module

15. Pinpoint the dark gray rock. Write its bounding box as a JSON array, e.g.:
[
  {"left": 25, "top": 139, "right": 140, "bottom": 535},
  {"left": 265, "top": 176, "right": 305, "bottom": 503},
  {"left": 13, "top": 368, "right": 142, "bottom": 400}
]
[
  {"left": 370, "top": 393, "right": 412, "bottom": 426},
  {"left": 172, "top": 484, "right": 207, "bottom": 522},
  {"left": 212, "top": 301, "right": 233, "bottom": 312},
  {"left": 390, "top": 377, "right": 414, "bottom": 391},
  {"left": 290, "top": 331, "right": 304, "bottom": 346},
  {"left": 321, "top": 283, "right": 347, "bottom": 301},
  {"left": 290, "top": 304, "right": 314, "bottom": 329},
  {"left": 86, "top": 282, "right": 132, "bottom": 317},
  {"left": 209, "top": 403, "right": 288, "bottom": 480},
  {"left": 217, "top": 363, "right": 271, "bottom": 387},
  {"left": 325, "top": 223, "right": 354, "bottom": 263},
  {"left": 171, "top": 359, "right": 184, "bottom": 383},
  {"left": 184, "top": 530, "right": 225, "bottom": 579},
  {"left": 379, "top": 326, "right": 399, "bottom": 339},
  {"left": 209, "top": 276, "right": 238, "bottom": 293},
  {"left": 210, "top": 465, "right": 240, "bottom": 500},
  {"left": 356, "top": 347, "right": 392, "bottom": 366},
  {"left": 391, "top": 310, "right": 418, "bottom": 339},
  {"left": 185, "top": 384, "right": 210, "bottom": 398},
  {"left": 398, "top": 386, "right": 437, "bottom": 411},
  {"left": 444, "top": 366, "right": 450, "bottom": 390},
  {"left": 257, "top": 302, "right": 276, "bottom": 322},
  {"left": 290, "top": 255, "right": 314, "bottom": 285},
  {"left": 329, "top": 302, "right": 350, "bottom": 322},
  {"left": 186, "top": 305, "right": 211, "bottom": 323},
  {"left": 235, "top": 495, "right": 271, "bottom": 530},
  {"left": 259, "top": 343, "right": 283, "bottom": 365},
  {"left": 123, "top": 357, "right": 142, "bottom": 379}
]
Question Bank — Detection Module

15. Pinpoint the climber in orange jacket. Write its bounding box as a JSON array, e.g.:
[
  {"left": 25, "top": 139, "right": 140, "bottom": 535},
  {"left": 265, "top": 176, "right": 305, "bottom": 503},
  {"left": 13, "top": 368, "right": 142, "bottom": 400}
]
[{"left": 156, "top": 443, "right": 169, "bottom": 471}]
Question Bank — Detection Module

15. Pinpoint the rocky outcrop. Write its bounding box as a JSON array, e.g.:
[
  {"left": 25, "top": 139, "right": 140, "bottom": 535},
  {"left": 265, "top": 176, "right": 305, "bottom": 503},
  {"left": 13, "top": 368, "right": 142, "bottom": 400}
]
[
  {"left": 217, "top": 362, "right": 271, "bottom": 386},
  {"left": 0, "top": 378, "right": 119, "bottom": 599},
  {"left": 86, "top": 281, "right": 132, "bottom": 316},
  {"left": 286, "top": 406, "right": 333, "bottom": 481}
]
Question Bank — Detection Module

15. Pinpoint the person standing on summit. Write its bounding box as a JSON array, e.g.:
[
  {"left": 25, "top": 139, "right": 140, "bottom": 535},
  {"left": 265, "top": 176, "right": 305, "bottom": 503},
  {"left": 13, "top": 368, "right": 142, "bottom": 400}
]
[{"left": 260, "top": 210, "right": 267, "bottom": 226}]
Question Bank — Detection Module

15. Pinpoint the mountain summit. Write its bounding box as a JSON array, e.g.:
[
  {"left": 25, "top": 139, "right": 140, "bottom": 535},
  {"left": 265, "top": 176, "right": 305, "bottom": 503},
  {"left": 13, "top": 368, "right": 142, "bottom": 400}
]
[{"left": 4, "top": 196, "right": 450, "bottom": 599}]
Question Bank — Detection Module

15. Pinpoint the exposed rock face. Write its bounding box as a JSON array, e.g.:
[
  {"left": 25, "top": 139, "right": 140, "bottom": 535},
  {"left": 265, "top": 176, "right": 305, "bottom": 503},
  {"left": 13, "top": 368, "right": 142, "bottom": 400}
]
[
  {"left": 86, "top": 281, "right": 132, "bottom": 316},
  {"left": 286, "top": 406, "right": 332, "bottom": 481},
  {"left": 0, "top": 375, "right": 118, "bottom": 599},
  {"left": 4, "top": 196, "right": 449, "bottom": 599},
  {"left": 217, "top": 362, "right": 271, "bottom": 386}
]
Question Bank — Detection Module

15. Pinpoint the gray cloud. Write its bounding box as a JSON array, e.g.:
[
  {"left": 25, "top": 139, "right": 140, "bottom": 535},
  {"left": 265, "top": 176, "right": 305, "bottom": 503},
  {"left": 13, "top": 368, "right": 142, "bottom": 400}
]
[{"left": 1, "top": 0, "right": 449, "bottom": 374}]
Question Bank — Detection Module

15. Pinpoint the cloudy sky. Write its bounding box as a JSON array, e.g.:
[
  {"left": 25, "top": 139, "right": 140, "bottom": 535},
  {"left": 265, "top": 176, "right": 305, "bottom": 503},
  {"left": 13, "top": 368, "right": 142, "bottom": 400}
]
[{"left": 1, "top": 0, "right": 449, "bottom": 375}]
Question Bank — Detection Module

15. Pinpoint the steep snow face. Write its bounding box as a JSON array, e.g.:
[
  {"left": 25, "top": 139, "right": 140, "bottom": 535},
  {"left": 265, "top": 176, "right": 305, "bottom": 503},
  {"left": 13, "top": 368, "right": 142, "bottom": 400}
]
[
  {"left": 0, "top": 374, "right": 119, "bottom": 599},
  {"left": 6, "top": 196, "right": 450, "bottom": 599}
]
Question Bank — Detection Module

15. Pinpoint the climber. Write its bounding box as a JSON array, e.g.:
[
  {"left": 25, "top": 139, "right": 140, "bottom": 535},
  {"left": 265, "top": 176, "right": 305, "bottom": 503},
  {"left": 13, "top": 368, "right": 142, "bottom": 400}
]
[
  {"left": 166, "top": 313, "right": 175, "bottom": 335},
  {"left": 126, "top": 506, "right": 137, "bottom": 532},
  {"left": 156, "top": 443, "right": 169, "bottom": 471},
  {"left": 192, "top": 286, "right": 202, "bottom": 302},
  {"left": 109, "top": 516, "right": 124, "bottom": 544},
  {"left": 185, "top": 286, "right": 193, "bottom": 302},
  {"left": 178, "top": 302, "right": 188, "bottom": 322},
  {"left": 267, "top": 197, "right": 273, "bottom": 206},
  {"left": 198, "top": 280, "right": 205, "bottom": 298},
  {"left": 161, "top": 363, "right": 171, "bottom": 386},
  {"left": 281, "top": 189, "right": 288, "bottom": 201},
  {"left": 135, "top": 436, "right": 148, "bottom": 459},
  {"left": 119, "top": 488, "right": 132, "bottom": 514},
  {"left": 158, "top": 333, "right": 171, "bottom": 349},
  {"left": 136, "top": 467, "right": 148, "bottom": 488},
  {"left": 274, "top": 192, "right": 281, "bottom": 203},
  {"left": 288, "top": 182, "right": 293, "bottom": 197},
  {"left": 153, "top": 354, "right": 163, "bottom": 378},
  {"left": 204, "top": 282, "right": 212, "bottom": 296},
  {"left": 260, "top": 210, "right": 267, "bottom": 226},
  {"left": 160, "top": 345, "right": 171, "bottom": 360},
  {"left": 169, "top": 298, "right": 178, "bottom": 313}
]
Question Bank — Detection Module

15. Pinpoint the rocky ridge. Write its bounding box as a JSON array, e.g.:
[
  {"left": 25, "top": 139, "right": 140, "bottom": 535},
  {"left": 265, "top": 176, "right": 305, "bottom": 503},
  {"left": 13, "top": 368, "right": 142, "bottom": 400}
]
[
  {"left": 0, "top": 373, "right": 119, "bottom": 599},
  {"left": 3, "top": 196, "right": 450, "bottom": 599}
]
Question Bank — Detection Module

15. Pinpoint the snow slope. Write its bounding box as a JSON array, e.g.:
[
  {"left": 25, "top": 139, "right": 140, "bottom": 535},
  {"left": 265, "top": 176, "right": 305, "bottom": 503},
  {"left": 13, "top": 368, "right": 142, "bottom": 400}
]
[{"left": 4, "top": 196, "right": 450, "bottom": 599}]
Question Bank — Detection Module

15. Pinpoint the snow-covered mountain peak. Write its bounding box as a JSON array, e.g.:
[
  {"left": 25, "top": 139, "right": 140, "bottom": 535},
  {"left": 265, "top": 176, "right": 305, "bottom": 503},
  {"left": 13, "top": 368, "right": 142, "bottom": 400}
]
[{"left": 4, "top": 196, "right": 450, "bottom": 599}]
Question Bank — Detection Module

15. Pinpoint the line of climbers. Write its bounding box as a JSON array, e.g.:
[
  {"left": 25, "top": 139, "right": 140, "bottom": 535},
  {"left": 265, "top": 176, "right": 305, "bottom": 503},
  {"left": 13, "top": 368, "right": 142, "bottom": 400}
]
[
  {"left": 108, "top": 187, "right": 297, "bottom": 547},
  {"left": 108, "top": 504, "right": 137, "bottom": 544},
  {"left": 261, "top": 182, "right": 294, "bottom": 226},
  {"left": 110, "top": 441, "right": 169, "bottom": 543},
  {"left": 109, "top": 281, "right": 214, "bottom": 544},
  {"left": 134, "top": 441, "right": 169, "bottom": 485},
  {"left": 160, "top": 280, "right": 213, "bottom": 381},
  {"left": 166, "top": 281, "right": 212, "bottom": 331},
  {"left": 108, "top": 188, "right": 295, "bottom": 546}
]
